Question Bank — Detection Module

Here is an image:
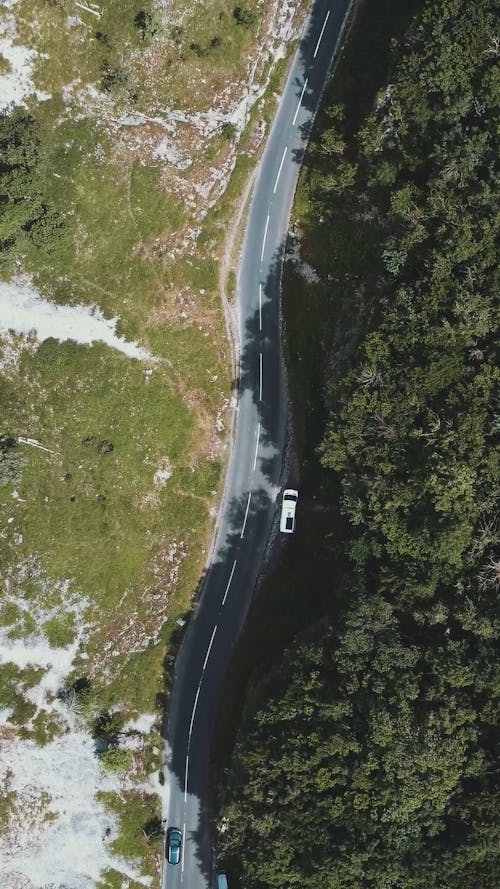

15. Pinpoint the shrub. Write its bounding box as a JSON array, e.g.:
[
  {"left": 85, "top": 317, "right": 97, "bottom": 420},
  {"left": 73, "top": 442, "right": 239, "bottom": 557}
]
[
  {"left": 233, "top": 6, "right": 257, "bottom": 29},
  {"left": 134, "top": 11, "right": 158, "bottom": 40},
  {"left": 0, "top": 436, "right": 25, "bottom": 486},
  {"left": 101, "top": 748, "right": 134, "bottom": 774}
]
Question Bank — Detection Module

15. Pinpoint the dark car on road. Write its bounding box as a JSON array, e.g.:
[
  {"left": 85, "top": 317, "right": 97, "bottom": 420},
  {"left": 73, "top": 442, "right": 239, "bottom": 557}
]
[{"left": 166, "top": 827, "right": 182, "bottom": 865}]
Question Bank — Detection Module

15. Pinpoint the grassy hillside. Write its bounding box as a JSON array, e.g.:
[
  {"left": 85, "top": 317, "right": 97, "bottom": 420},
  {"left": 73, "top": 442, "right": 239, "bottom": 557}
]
[{"left": 0, "top": 0, "right": 308, "bottom": 883}]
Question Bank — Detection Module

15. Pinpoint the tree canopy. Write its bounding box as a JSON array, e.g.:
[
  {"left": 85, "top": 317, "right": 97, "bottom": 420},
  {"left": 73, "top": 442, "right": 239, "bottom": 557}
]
[
  {"left": 0, "top": 108, "right": 64, "bottom": 265},
  {"left": 218, "top": 1, "right": 499, "bottom": 886}
]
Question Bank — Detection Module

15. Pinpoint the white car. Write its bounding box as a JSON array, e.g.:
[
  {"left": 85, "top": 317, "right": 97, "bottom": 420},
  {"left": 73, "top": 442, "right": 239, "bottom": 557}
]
[{"left": 280, "top": 488, "right": 298, "bottom": 533}]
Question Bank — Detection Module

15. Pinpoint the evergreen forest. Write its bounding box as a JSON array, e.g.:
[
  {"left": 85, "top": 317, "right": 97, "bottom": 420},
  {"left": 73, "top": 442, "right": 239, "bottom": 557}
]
[{"left": 217, "top": 0, "right": 499, "bottom": 886}]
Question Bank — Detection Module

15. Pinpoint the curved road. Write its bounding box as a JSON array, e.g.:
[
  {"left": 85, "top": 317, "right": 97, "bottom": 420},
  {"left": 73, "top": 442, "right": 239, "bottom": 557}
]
[{"left": 163, "top": 2, "right": 351, "bottom": 886}]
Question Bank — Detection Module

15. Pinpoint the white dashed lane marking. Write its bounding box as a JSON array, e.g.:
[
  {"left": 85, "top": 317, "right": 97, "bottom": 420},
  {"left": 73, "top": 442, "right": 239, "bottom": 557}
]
[
  {"left": 184, "top": 755, "right": 189, "bottom": 802},
  {"left": 292, "top": 78, "right": 309, "bottom": 125},
  {"left": 261, "top": 213, "right": 270, "bottom": 262},
  {"left": 273, "top": 146, "right": 288, "bottom": 194},
  {"left": 188, "top": 685, "right": 201, "bottom": 742},
  {"left": 222, "top": 559, "right": 237, "bottom": 606},
  {"left": 181, "top": 822, "right": 186, "bottom": 875},
  {"left": 313, "top": 10, "right": 330, "bottom": 58},
  {"left": 253, "top": 422, "right": 261, "bottom": 471},
  {"left": 240, "top": 492, "right": 252, "bottom": 539},
  {"left": 202, "top": 625, "right": 218, "bottom": 672}
]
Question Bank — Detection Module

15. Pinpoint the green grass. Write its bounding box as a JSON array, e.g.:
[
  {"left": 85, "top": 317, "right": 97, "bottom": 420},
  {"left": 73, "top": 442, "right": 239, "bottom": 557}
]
[
  {"left": 92, "top": 638, "right": 166, "bottom": 713},
  {"left": 101, "top": 748, "right": 135, "bottom": 774},
  {"left": 0, "top": 601, "right": 37, "bottom": 636},
  {"left": 0, "top": 52, "right": 11, "bottom": 75},
  {"left": 43, "top": 614, "right": 75, "bottom": 648},
  {"left": 99, "top": 789, "right": 161, "bottom": 873},
  {"left": 0, "top": 663, "right": 41, "bottom": 725},
  {"left": 0, "top": 333, "right": 223, "bottom": 716},
  {"left": 19, "top": 117, "right": 175, "bottom": 347},
  {"left": 0, "top": 0, "right": 305, "bottom": 880},
  {"left": 0, "top": 662, "right": 44, "bottom": 695},
  {"left": 1, "top": 341, "right": 193, "bottom": 596},
  {"left": 0, "top": 0, "right": 275, "bottom": 742},
  {"left": 151, "top": 0, "right": 264, "bottom": 111},
  {"left": 130, "top": 162, "right": 185, "bottom": 239},
  {"left": 97, "top": 871, "right": 147, "bottom": 889},
  {"left": 16, "top": 0, "right": 158, "bottom": 102},
  {"left": 0, "top": 601, "right": 21, "bottom": 626},
  {"left": 0, "top": 788, "right": 16, "bottom": 832},
  {"left": 15, "top": 0, "right": 265, "bottom": 114},
  {"left": 24, "top": 710, "right": 63, "bottom": 745}
]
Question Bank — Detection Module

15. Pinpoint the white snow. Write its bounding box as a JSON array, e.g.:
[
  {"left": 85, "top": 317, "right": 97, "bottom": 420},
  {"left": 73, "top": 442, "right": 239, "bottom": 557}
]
[
  {"left": 0, "top": 570, "right": 154, "bottom": 889},
  {"left": 0, "top": 705, "right": 14, "bottom": 723},
  {"left": 0, "top": 574, "right": 90, "bottom": 715},
  {"left": 153, "top": 458, "right": 172, "bottom": 489},
  {"left": 0, "top": 732, "right": 152, "bottom": 889},
  {"left": 66, "top": 15, "right": 84, "bottom": 29},
  {"left": 153, "top": 135, "right": 192, "bottom": 170},
  {"left": 1, "top": 632, "right": 78, "bottom": 677},
  {"left": 0, "top": 276, "right": 154, "bottom": 362},
  {"left": 122, "top": 713, "right": 157, "bottom": 735},
  {"left": 0, "top": 4, "right": 50, "bottom": 111}
]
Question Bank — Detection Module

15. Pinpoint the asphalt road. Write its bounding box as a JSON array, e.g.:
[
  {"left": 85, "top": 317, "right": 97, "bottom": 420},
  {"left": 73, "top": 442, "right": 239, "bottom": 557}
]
[{"left": 163, "top": 2, "right": 352, "bottom": 886}]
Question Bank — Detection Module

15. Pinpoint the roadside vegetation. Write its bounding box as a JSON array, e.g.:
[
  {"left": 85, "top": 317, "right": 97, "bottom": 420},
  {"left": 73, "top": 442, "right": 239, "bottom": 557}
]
[{"left": 217, "top": 0, "right": 500, "bottom": 886}]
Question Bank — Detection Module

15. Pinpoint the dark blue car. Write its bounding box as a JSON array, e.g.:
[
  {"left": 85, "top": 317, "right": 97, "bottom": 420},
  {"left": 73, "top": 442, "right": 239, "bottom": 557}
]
[{"left": 166, "top": 827, "right": 182, "bottom": 865}]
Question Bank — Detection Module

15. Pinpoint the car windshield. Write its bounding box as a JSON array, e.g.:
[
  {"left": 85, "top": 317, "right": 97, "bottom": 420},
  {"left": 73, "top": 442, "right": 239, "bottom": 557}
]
[{"left": 286, "top": 516, "right": 293, "bottom": 530}]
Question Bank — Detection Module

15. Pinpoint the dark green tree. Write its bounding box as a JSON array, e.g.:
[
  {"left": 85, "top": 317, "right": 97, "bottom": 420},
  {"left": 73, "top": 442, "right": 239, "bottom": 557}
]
[{"left": 218, "top": 1, "right": 500, "bottom": 885}]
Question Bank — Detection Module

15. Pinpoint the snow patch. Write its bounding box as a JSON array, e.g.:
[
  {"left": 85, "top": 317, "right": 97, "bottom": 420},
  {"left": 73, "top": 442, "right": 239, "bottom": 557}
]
[
  {"left": 153, "top": 135, "right": 192, "bottom": 169},
  {"left": 66, "top": 15, "right": 85, "bottom": 30},
  {"left": 0, "top": 276, "right": 155, "bottom": 362},
  {"left": 0, "top": 570, "right": 90, "bottom": 718},
  {"left": 0, "top": 733, "right": 152, "bottom": 889},
  {"left": 0, "top": 706, "right": 14, "bottom": 724},
  {"left": 0, "top": 5, "right": 50, "bottom": 111},
  {"left": 153, "top": 458, "right": 172, "bottom": 489},
  {"left": 123, "top": 713, "right": 157, "bottom": 735},
  {"left": 0, "top": 565, "right": 153, "bottom": 888},
  {"left": 1, "top": 633, "right": 78, "bottom": 680}
]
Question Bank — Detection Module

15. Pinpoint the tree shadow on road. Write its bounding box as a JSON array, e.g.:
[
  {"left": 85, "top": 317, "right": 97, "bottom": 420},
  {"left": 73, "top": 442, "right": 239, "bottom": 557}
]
[{"left": 160, "top": 0, "right": 355, "bottom": 877}]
